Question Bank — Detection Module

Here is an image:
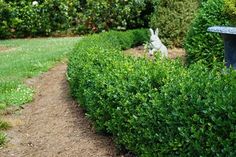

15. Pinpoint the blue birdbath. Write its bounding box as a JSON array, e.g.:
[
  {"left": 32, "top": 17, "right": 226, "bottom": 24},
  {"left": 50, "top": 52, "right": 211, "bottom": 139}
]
[{"left": 208, "top": 26, "right": 236, "bottom": 69}]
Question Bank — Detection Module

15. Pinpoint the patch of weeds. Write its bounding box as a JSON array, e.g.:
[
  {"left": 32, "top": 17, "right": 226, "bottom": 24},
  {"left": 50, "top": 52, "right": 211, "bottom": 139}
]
[
  {"left": 0, "top": 83, "right": 34, "bottom": 107},
  {"left": 0, "top": 119, "right": 11, "bottom": 146},
  {"left": 0, "top": 120, "right": 11, "bottom": 131},
  {"left": 0, "top": 132, "right": 6, "bottom": 146},
  {"left": 0, "top": 103, "right": 7, "bottom": 110}
]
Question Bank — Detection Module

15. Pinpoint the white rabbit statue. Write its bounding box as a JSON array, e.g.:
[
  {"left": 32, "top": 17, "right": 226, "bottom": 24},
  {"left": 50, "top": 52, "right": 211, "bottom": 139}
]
[{"left": 148, "top": 28, "right": 168, "bottom": 58}]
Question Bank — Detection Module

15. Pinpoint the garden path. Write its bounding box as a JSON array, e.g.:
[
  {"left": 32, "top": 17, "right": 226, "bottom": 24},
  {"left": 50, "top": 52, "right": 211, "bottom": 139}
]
[
  {"left": 0, "top": 63, "right": 115, "bottom": 157},
  {"left": 124, "top": 46, "right": 186, "bottom": 60}
]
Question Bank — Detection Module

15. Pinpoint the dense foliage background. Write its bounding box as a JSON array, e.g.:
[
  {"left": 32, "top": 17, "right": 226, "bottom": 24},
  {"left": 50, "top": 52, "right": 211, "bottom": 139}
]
[
  {"left": 77, "top": 0, "right": 154, "bottom": 34},
  {"left": 0, "top": 0, "right": 155, "bottom": 38},
  {"left": 225, "top": 0, "right": 236, "bottom": 27},
  {"left": 150, "top": 0, "right": 200, "bottom": 48}
]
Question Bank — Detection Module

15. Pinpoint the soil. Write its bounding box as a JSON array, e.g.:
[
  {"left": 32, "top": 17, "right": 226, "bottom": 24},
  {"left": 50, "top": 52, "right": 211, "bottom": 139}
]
[
  {"left": 125, "top": 46, "right": 186, "bottom": 60},
  {"left": 0, "top": 63, "right": 116, "bottom": 157},
  {"left": 0, "top": 46, "right": 12, "bottom": 52},
  {"left": 168, "top": 48, "right": 186, "bottom": 60}
]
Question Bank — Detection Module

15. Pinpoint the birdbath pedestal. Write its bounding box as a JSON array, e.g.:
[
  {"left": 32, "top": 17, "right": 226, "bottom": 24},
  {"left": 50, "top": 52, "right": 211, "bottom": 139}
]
[{"left": 207, "top": 26, "right": 236, "bottom": 69}]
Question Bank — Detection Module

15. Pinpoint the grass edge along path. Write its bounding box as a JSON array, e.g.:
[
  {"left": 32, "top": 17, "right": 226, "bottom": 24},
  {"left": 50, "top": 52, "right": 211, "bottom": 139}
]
[{"left": 0, "top": 37, "right": 80, "bottom": 145}]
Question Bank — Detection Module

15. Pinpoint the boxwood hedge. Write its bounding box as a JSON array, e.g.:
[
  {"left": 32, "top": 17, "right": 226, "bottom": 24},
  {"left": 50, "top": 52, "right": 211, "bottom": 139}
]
[{"left": 68, "top": 29, "right": 236, "bottom": 156}]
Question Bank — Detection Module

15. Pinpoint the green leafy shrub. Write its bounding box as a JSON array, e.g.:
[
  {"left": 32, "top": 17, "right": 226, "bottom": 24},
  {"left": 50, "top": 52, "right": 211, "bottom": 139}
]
[
  {"left": 0, "top": 0, "right": 80, "bottom": 38},
  {"left": 0, "top": 0, "right": 155, "bottom": 38},
  {"left": 12, "top": 2, "right": 49, "bottom": 37},
  {"left": 68, "top": 29, "right": 236, "bottom": 156},
  {"left": 0, "top": 0, "right": 15, "bottom": 38},
  {"left": 150, "top": 0, "right": 200, "bottom": 48},
  {"left": 225, "top": 0, "right": 236, "bottom": 15},
  {"left": 185, "top": 0, "right": 235, "bottom": 65},
  {"left": 225, "top": 0, "right": 236, "bottom": 25},
  {"left": 77, "top": 0, "right": 154, "bottom": 34},
  {"left": 158, "top": 63, "right": 236, "bottom": 156},
  {"left": 42, "top": 0, "right": 70, "bottom": 32}
]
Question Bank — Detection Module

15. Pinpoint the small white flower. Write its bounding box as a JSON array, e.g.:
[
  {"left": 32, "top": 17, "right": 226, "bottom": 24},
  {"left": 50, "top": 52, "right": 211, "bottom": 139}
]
[{"left": 32, "top": 1, "right": 38, "bottom": 6}]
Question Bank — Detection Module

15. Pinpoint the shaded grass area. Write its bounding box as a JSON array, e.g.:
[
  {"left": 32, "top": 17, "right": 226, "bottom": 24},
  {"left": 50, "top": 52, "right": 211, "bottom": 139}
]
[{"left": 0, "top": 37, "right": 80, "bottom": 146}]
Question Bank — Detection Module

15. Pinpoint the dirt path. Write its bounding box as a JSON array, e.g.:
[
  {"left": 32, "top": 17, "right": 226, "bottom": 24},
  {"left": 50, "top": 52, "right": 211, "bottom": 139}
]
[
  {"left": 0, "top": 63, "right": 115, "bottom": 157},
  {"left": 0, "top": 46, "right": 14, "bottom": 52},
  {"left": 125, "top": 46, "right": 186, "bottom": 60}
]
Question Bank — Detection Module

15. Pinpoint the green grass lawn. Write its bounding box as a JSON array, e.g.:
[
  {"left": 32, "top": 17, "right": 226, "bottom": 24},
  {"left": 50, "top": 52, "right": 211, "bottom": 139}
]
[{"left": 0, "top": 37, "right": 80, "bottom": 108}]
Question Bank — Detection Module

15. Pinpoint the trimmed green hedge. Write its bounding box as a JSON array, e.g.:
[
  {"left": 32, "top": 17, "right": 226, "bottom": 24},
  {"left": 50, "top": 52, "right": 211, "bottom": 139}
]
[
  {"left": 68, "top": 29, "right": 236, "bottom": 156},
  {"left": 185, "top": 0, "right": 236, "bottom": 65}
]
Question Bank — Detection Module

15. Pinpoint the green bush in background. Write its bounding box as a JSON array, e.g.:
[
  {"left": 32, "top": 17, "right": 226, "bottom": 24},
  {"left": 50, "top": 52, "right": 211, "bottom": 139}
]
[
  {"left": 149, "top": 0, "right": 200, "bottom": 48},
  {"left": 68, "top": 29, "right": 236, "bottom": 156},
  {"left": 13, "top": 1, "right": 50, "bottom": 37},
  {"left": 77, "top": 0, "right": 154, "bottom": 34},
  {"left": 225, "top": 0, "right": 236, "bottom": 25},
  {"left": 0, "top": 0, "right": 155, "bottom": 38},
  {"left": 185, "top": 0, "right": 236, "bottom": 65},
  {"left": 0, "top": 0, "right": 14, "bottom": 38},
  {"left": 225, "top": 0, "right": 236, "bottom": 15},
  {"left": 0, "top": 0, "right": 77, "bottom": 38}
]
